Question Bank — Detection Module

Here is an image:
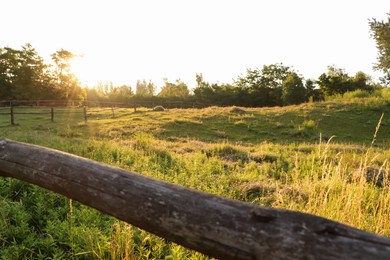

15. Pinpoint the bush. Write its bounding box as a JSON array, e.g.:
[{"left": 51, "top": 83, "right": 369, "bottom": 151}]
[
  {"left": 343, "top": 90, "right": 371, "bottom": 99},
  {"left": 380, "top": 88, "right": 390, "bottom": 99},
  {"left": 302, "top": 119, "right": 316, "bottom": 129}
]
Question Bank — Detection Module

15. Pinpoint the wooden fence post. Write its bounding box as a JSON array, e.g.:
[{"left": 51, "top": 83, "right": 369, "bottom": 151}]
[
  {"left": 83, "top": 106, "right": 88, "bottom": 122},
  {"left": 51, "top": 108, "right": 54, "bottom": 122},
  {"left": 10, "top": 106, "right": 14, "bottom": 126}
]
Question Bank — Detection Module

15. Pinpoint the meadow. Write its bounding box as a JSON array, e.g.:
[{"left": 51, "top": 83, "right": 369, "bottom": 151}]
[{"left": 0, "top": 93, "right": 389, "bottom": 259}]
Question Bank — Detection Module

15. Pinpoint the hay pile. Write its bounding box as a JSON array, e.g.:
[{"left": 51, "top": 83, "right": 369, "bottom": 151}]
[{"left": 152, "top": 106, "right": 166, "bottom": 111}]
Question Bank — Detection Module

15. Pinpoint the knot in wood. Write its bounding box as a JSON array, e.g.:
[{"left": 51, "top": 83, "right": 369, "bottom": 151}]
[{"left": 248, "top": 207, "right": 276, "bottom": 223}]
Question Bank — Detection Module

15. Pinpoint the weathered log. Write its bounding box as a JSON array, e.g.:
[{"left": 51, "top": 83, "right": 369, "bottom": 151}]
[{"left": 0, "top": 138, "right": 389, "bottom": 259}]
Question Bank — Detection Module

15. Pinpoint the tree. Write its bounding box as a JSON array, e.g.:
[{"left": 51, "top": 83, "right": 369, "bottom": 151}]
[
  {"left": 158, "top": 79, "right": 189, "bottom": 98},
  {"left": 147, "top": 80, "right": 156, "bottom": 96},
  {"left": 0, "top": 44, "right": 55, "bottom": 100},
  {"left": 136, "top": 79, "right": 155, "bottom": 96},
  {"left": 193, "top": 73, "right": 245, "bottom": 106},
  {"left": 351, "top": 71, "right": 374, "bottom": 92},
  {"left": 305, "top": 79, "right": 324, "bottom": 102},
  {"left": 369, "top": 13, "right": 390, "bottom": 85},
  {"left": 282, "top": 72, "right": 307, "bottom": 105},
  {"left": 108, "top": 84, "right": 134, "bottom": 102},
  {"left": 193, "top": 73, "right": 216, "bottom": 103},
  {"left": 51, "top": 49, "right": 85, "bottom": 100},
  {"left": 235, "top": 63, "right": 291, "bottom": 107},
  {"left": 317, "top": 66, "right": 352, "bottom": 96},
  {"left": 318, "top": 67, "right": 374, "bottom": 96},
  {"left": 193, "top": 84, "right": 214, "bottom": 103},
  {"left": 115, "top": 84, "right": 133, "bottom": 96}
]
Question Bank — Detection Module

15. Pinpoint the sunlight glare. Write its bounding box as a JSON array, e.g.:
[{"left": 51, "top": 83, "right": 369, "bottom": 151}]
[
  {"left": 68, "top": 53, "right": 168, "bottom": 90},
  {"left": 69, "top": 56, "right": 102, "bottom": 88}
]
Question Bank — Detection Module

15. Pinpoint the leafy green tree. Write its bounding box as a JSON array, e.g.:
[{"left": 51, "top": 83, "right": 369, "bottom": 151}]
[
  {"left": 51, "top": 49, "right": 85, "bottom": 100},
  {"left": 305, "top": 79, "right": 324, "bottom": 102},
  {"left": 193, "top": 73, "right": 215, "bottom": 103},
  {"left": 369, "top": 13, "right": 390, "bottom": 85},
  {"left": 210, "top": 83, "right": 238, "bottom": 106},
  {"left": 235, "top": 63, "right": 291, "bottom": 107},
  {"left": 147, "top": 81, "right": 156, "bottom": 96},
  {"left": 352, "top": 71, "right": 374, "bottom": 92},
  {"left": 317, "top": 66, "right": 352, "bottom": 96},
  {"left": 195, "top": 73, "right": 210, "bottom": 89},
  {"left": 0, "top": 44, "right": 55, "bottom": 100},
  {"left": 108, "top": 84, "right": 134, "bottom": 102},
  {"left": 135, "top": 80, "right": 147, "bottom": 96},
  {"left": 115, "top": 84, "right": 133, "bottom": 96},
  {"left": 305, "top": 79, "right": 316, "bottom": 100},
  {"left": 194, "top": 78, "right": 243, "bottom": 106},
  {"left": 158, "top": 79, "right": 189, "bottom": 98},
  {"left": 318, "top": 67, "right": 374, "bottom": 96},
  {"left": 193, "top": 84, "right": 213, "bottom": 103},
  {"left": 282, "top": 72, "right": 307, "bottom": 105},
  {"left": 136, "top": 80, "right": 156, "bottom": 96}
]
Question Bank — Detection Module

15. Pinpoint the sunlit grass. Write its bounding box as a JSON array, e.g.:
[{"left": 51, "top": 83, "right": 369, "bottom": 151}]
[{"left": 0, "top": 98, "right": 389, "bottom": 258}]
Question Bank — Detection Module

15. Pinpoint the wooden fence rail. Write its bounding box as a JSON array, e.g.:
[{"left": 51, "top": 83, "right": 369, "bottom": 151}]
[
  {"left": 0, "top": 106, "right": 88, "bottom": 125},
  {"left": 0, "top": 99, "right": 212, "bottom": 109},
  {"left": 0, "top": 139, "right": 389, "bottom": 259}
]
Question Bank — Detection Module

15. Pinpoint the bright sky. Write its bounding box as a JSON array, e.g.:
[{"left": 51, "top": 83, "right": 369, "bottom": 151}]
[{"left": 1, "top": 0, "right": 389, "bottom": 89}]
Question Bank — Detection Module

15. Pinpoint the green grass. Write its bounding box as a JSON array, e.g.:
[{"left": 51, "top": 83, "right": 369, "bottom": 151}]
[{"left": 0, "top": 98, "right": 389, "bottom": 259}]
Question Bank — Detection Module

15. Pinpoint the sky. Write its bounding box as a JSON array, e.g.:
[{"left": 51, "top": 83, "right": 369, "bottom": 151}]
[{"left": 1, "top": 0, "right": 389, "bottom": 89}]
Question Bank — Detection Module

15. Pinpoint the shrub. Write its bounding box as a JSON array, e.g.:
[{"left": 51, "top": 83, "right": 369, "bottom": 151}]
[
  {"left": 302, "top": 119, "right": 316, "bottom": 129},
  {"left": 380, "top": 87, "right": 390, "bottom": 99},
  {"left": 343, "top": 90, "right": 371, "bottom": 99}
]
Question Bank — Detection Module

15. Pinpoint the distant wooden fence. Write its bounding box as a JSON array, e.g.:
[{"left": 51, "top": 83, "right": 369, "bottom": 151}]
[
  {"left": 0, "top": 99, "right": 210, "bottom": 109},
  {"left": 0, "top": 106, "right": 88, "bottom": 125},
  {"left": 0, "top": 99, "right": 211, "bottom": 125},
  {"left": 0, "top": 139, "right": 389, "bottom": 259}
]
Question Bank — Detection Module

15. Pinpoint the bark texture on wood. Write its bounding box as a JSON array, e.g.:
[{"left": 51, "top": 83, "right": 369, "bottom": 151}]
[{"left": 0, "top": 138, "right": 389, "bottom": 259}]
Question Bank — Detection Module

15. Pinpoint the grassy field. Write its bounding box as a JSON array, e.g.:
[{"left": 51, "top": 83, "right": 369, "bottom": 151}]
[{"left": 0, "top": 95, "right": 389, "bottom": 259}]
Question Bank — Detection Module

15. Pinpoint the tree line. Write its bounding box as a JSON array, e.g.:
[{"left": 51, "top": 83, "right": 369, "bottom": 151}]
[
  {"left": 1, "top": 13, "right": 389, "bottom": 107},
  {"left": 0, "top": 44, "right": 85, "bottom": 101}
]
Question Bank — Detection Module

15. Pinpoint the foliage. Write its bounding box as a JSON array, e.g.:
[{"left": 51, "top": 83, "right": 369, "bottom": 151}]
[
  {"left": 193, "top": 65, "right": 378, "bottom": 107},
  {"left": 195, "top": 64, "right": 300, "bottom": 107},
  {"left": 0, "top": 44, "right": 56, "bottom": 100},
  {"left": 0, "top": 44, "right": 85, "bottom": 101},
  {"left": 193, "top": 80, "right": 240, "bottom": 106},
  {"left": 0, "top": 44, "right": 382, "bottom": 109},
  {"left": 282, "top": 72, "right": 307, "bottom": 105},
  {"left": 136, "top": 79, "right": 156, "bottom": 97},
  {"left": 318, "top": 66, "right": 374, "bottom": 96},
  {"left": 51, "top": 49, "right": 85, "bottom": 100},
  {"left": 234, "top": 63, "right": 291, "bottom": 106},
  {"left": 159, "top": 79, "right": 189, "bottom": 98},
  {"left": 369, "top": 12, "right": 390, "bottom": 85}
]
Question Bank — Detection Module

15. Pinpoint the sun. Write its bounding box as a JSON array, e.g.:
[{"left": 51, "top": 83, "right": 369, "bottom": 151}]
[
  {"left": 68, "top": 54, "right": 142, "bottom": 89},
  {"left": 69, "top": 56, "right": 103, "bottom": 88},
  {"left": 67, "top": 51, "right": 172, "bottom": 91}
]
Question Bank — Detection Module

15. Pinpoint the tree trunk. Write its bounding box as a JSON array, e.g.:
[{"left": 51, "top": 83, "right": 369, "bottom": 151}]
[{"left": 0, "top": 139, "right": 389, "bottom": 259}]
